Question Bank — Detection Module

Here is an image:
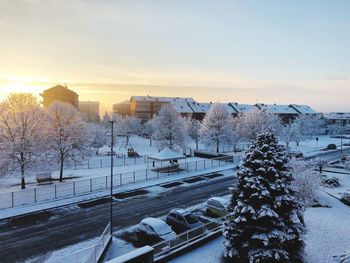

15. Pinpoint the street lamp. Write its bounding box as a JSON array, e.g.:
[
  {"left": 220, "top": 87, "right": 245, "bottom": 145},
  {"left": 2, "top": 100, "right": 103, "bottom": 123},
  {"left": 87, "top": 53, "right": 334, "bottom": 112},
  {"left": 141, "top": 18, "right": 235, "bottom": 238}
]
[{"left": 109, "top": 120, "right": 115, "bottom": 236}]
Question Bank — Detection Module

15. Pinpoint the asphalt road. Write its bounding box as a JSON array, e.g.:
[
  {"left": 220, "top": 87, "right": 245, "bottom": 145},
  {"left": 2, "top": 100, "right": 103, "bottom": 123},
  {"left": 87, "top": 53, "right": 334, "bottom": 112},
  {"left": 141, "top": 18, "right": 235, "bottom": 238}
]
[{"left": 0, "top": 172, "right": 236, "bottom": 263}]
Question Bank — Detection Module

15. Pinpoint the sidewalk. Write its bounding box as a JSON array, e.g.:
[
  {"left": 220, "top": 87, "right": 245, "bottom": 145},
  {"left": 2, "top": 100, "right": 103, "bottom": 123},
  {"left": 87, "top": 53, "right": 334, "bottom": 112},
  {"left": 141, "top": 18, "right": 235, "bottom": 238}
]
[{"left": 0, "top": 164, "right": 234, "bottom": 220}]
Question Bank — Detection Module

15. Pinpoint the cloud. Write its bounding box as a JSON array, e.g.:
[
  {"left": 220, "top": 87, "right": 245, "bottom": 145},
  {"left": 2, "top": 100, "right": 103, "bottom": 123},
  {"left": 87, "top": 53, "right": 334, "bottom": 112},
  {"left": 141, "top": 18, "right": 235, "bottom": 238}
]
[{"left": 325, "top": 74, "right": 349, "bottom": 80}]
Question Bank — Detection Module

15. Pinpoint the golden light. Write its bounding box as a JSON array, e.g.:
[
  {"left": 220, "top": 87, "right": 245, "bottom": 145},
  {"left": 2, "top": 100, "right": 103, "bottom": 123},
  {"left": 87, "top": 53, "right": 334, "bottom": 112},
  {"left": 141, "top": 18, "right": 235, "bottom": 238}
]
[{"left": 1, "top": 82, "right": 43, "bottom": 95}]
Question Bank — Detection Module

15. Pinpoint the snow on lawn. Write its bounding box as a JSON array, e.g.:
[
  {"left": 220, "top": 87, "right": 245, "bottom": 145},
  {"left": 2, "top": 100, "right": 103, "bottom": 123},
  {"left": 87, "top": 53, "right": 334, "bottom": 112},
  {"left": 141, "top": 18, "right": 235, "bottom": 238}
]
[
  {"left": 305, "top": 191, "right": 350, "bottom": 263},
  {"left": 322, "top": 170, "right": 350, "bottom": 199},
  {"left": 170, "top": 236, "right": 225, "bottom": 263}
]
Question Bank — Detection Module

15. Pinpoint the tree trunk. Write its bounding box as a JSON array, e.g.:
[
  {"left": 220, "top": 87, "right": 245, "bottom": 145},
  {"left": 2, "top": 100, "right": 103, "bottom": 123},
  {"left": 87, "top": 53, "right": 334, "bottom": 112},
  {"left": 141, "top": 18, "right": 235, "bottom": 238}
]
[
  {"left": 59, "top": 154, "right": 64, "bottom": 182},
  {"left": 20, "top": 153, "right": 25, "bottom": 189},
  {"left": 96, "top": 148, "right": 99, "bottom": 155},
  {"left": 195, "top": 138, "right": 198, "bottom": 150},
  {"left": 216, "top": 140, "right": 219, "bottom": 154}
]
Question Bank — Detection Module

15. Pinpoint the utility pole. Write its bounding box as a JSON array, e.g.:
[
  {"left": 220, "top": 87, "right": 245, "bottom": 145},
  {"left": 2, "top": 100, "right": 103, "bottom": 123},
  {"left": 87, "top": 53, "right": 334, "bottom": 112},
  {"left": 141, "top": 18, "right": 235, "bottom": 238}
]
[{"left": 109, "top": 120, "right": 114, "bottom": 235}]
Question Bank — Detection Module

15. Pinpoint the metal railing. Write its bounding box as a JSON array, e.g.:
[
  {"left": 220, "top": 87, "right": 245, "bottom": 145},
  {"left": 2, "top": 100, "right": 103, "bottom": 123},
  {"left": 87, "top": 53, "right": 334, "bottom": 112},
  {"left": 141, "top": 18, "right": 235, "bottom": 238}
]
[
  {"left": 153, "top": 215, "right": 229, "bottom": 261},
  {"left": 0, "top": 156, "right": 240, "bottom": 210},
  {"left": 51, "top": 223, "right": 111, "bottom": 263}
]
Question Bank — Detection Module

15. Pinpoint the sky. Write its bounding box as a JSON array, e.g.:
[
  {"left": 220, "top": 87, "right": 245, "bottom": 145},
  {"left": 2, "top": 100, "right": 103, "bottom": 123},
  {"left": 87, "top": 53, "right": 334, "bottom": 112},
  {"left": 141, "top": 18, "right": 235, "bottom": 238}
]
[{"left": 0, "top": 0, "right": 349, "bottom": 114}]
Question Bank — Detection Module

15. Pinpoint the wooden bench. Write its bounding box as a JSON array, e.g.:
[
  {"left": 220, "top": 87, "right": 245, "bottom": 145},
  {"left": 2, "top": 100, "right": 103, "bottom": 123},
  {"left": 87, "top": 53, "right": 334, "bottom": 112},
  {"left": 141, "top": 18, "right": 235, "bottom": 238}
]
[{"left": 36, "top": 172, "right": 52, "bottom": 185}]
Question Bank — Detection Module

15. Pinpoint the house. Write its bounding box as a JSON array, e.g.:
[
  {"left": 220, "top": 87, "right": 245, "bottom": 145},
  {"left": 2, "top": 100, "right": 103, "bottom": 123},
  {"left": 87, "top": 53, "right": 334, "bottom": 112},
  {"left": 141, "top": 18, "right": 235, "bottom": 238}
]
[
  {"left": 255, "top": 103, "right": 299, "bottom": 123},
  {"left": 79, "top": 101, "right": 100, "bottom": 122},
  {"left": 113, "top": 100, "right": 131, "bottom": 116},
  {"left": 325, "top": 113, "right": 350, "bottom": 134},
  {"left": 129, "top": 96, "right": 197, "bottom": 121},
  {"left": 40, "top": 85, "right": 79, "bottom": 108},
  {"left": 289, "top": 104, "right": 318, "bottom": 115}
]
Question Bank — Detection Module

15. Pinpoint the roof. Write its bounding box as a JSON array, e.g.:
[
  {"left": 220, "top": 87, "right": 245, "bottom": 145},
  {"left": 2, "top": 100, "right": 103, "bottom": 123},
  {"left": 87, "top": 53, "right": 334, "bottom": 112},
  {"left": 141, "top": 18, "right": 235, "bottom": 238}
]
[
  {"left": 256, "top": 103, "right": 299, "bottom": 114},
  {"left": 229, "top": 102, "right": 256, "bottom": 113},
  {"left": 327, "top": 112, "right": 350, "bottom": 120},
  {"left": 43, "top": 85, "right": 78, "bottom": 96},
  {"left": 196, "top": 103, "right": 237, "bottom": 114},
  {"left": 290, "top": 104, "right": 317, "bottom": 114},
  {"left": 148, "top": 148, "right": 186, "bottom": 161}
]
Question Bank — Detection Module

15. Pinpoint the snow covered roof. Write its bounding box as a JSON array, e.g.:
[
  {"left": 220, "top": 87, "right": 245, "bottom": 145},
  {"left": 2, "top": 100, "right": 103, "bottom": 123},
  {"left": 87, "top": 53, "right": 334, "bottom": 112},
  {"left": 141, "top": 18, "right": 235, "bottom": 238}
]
[
  {"left": 196, "top": 103, "right": 237, "bottom": 114},
  {"left": 290, "top": 104, "right": 317, "bottom": 114},
  {"left": 229, "top": 102, "right": 256, "bottom": 113},
  {"left": 131, "top": 96, "right": 196, "bottom": 114},
  {"left": 148, "top": 148, "right": 186, "bottom": 161},
  {"left": 327, "top": 112, "right": 350, "bottom": 120},
  {"left": 256, "top": 103, "right": 299, "bottom": 114}
]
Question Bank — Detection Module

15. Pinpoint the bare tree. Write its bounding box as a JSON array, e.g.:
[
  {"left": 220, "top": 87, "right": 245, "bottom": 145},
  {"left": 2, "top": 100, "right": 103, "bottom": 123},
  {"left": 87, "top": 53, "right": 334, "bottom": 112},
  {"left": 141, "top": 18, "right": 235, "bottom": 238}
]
[
  {"left": 45, "top": 102, "right": 88, "bottom": 182},
  {"left": 279, "top": 121, "right": 302, "bottom": 150},
  {"left": 152, "top": 104, "right": 187, "bottom": 150},
  {"left": 0, "top": 93, "right": 45, "bottom": 189},
  {"left": 200, "top": 103, "right": 234, "bottom": 153}
]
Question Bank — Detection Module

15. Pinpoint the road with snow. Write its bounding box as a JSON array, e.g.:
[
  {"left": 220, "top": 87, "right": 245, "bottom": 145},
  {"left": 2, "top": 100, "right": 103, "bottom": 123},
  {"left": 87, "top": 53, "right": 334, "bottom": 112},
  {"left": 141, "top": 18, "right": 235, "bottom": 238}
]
[{"left": 0, "top": 172, "right": 236, "bottom": 263}]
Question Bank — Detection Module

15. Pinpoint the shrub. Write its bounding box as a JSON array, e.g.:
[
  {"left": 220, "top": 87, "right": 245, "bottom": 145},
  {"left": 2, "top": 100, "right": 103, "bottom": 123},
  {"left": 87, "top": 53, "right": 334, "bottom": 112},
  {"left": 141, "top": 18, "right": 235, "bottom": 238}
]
[
  {"left": 340, "top": 193, "right": 350, "bottom": 206},
  {"left": 322, "top": 176, "right": 340, "bottom": 188},
  {"left": 326, "top": 144, "right": 337, "bottom": 150}
]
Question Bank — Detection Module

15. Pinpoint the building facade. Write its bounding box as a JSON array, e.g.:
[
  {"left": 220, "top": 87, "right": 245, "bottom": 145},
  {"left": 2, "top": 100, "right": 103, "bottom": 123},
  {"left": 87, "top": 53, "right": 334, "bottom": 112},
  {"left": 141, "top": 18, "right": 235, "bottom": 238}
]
[
  {"left": 40, "top": 85, "right": 79, "bottom": 108},
  {"left": 79, "top": 101, "right": 100, "bottom": 122}
]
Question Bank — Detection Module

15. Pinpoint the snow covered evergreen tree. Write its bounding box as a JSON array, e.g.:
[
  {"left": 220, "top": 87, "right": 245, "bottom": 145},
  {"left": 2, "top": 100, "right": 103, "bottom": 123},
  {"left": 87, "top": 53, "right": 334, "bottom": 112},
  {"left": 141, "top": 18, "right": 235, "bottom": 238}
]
[{"left": 223, "top": 128, "right": 304, "bottom": 263}]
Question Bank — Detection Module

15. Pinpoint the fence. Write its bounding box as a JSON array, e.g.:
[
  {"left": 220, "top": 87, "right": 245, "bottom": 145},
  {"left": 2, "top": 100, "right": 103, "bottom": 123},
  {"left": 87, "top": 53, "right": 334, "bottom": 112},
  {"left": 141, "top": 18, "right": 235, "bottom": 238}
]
[
  {"left": 199, "top": 143, "right": 250, "bottom": 154},
  {"left": 72, "top": 155, "right": 149, "bottom": 170},
  {"left": 0, "top": 156, "right": 240, "bottom": 210},
  {"left": 152, "top": 215, "right": 229, "bottom": 261},
  {"left": 51, "top": 223, "right": 111, "bottom": 263}
]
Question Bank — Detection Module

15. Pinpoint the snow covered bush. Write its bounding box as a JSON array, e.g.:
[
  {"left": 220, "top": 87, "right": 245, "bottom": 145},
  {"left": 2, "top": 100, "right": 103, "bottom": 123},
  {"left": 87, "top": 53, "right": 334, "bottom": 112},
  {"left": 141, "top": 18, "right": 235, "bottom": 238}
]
[
  {"left": 200, "top": 103, "right": 234, "bottom": 153},
  {"left": 152, "top": 104, "right": 187, "bottom": 150},
  {"left": 223, "top": 128, "right": 304, "bottom": 263},
  {"left": 0, "top": 93, "right": 46, "bottom": 189},
  {"left": 322, "top": 176, "right": 340, "bottom": 188},
  {"left": 288, "top": 160, "right": 322, "bottom": 208},
  {"left": 341, "top": 193, "right": 350, "bottom": 206}
]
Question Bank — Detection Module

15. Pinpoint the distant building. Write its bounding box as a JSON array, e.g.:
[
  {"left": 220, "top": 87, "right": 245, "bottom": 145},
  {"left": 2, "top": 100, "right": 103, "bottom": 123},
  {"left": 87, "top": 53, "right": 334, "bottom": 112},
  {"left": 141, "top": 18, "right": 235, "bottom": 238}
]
[
  {"left": 129, "top": 96, "right": 198, "bottom": 121},
  {"left": 255, "top": 103, "right": 300, "bottom": 123},
  {"left": 325, "top": 112, "right": 350, "bottom": 134},
  {"left": 40, "top": 85, "right": 79, "bottom": 108},
  {"left": 113, "top": 100, "right": 131, "bottom": 116},
  {"left": 79, "top": 101, "right": 100, "bottom": 122}
]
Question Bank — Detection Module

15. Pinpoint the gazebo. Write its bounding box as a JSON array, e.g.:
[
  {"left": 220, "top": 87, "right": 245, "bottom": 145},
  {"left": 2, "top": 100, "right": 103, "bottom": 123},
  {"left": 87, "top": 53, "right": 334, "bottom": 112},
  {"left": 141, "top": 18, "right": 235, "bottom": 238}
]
[{"left": 147, "top": 148, "right": 186, "bottom": 170}]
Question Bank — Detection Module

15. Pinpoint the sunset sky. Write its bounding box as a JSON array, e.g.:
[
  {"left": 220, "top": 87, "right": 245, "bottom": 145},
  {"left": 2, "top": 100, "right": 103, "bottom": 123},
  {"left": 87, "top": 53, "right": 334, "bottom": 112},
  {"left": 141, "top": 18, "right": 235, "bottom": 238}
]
[{"left": 0, "top": 0, "right": 349, "bottom": 113}]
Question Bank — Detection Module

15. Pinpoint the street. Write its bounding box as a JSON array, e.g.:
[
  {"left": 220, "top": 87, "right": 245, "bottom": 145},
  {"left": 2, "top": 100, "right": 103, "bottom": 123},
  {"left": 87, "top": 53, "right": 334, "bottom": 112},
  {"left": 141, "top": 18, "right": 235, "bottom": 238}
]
[{"left": 0, "top": 172, "right": 236, "bottom": 263}]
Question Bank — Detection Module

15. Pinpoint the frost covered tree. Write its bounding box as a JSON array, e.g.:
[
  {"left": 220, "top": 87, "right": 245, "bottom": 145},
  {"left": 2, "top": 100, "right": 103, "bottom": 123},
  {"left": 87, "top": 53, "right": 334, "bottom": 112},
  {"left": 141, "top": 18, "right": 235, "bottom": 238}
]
[
  {"left": 200, "top": 104, "right": 234, "bottom": 153},
  {"left": 152, "top": 104, "right": 187, "bottom": 150},
  {"left": 279, "top": 122, "right": 302, "bottom": 150},
  {"left": 223, "top": 129, "right": 304, "bottom": 262},
  {"left": 101, "top": 111, "right": 111, "bottom": 128},
  {"left": 115, "top": 115, "right": 141, "bottom": 148},
  {"left": 45, "top": 102, "right": 88, "bottom": 182},
  {"left": 87, "top": 123, "right": 107, "bottom": 155},
  {"left": 186, "top": 117, "right": 201, "bottom": 150},
  {"left": 236, "top": 108, "right": 282, "bottom": 141},
  {"left": 142, "top": 119, "right": 154, "bottom": 147},
  {"left": 298, "top": 114, "right": 325, "bottom": 138},
  {"left": 0, "top": 93, "right": 45, "bottom": 189},
  {"left": 288, "top": 159, "right": 322, "bottom": 209}
]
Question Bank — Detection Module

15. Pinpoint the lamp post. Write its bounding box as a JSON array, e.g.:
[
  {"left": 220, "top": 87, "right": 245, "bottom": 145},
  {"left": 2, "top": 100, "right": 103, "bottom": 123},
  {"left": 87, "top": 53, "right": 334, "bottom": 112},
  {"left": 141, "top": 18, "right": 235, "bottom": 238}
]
[{"left": 109, "top": 120, "right": 114, "bottom": 235}]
